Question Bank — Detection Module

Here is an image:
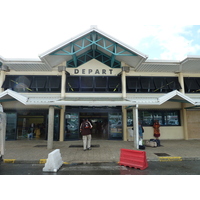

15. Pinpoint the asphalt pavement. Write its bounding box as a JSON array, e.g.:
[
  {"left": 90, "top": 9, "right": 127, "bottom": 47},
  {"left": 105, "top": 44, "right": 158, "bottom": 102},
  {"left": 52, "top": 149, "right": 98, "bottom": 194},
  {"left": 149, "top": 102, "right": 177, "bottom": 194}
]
[{"left": 1, "top": 161, "right": 200, "bottom": 175}]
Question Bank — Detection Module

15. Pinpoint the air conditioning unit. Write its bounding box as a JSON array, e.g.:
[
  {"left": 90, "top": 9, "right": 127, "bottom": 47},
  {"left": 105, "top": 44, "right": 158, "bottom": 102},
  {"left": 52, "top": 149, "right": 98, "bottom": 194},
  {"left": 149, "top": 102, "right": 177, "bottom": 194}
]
[
  {"left": 58, "top": 66, "right": 66, "bottom": 72},
  {"left": 122, "top": 66, "right": 130, "bottom": 72}
]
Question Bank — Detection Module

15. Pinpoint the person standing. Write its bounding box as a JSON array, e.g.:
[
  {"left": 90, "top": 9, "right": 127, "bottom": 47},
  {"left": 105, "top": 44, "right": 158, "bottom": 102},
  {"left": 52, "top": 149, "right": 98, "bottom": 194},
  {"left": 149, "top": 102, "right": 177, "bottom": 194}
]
[
  {"left": 80, "top": 119, "right": 93, "bottom": 151},
  {"left": 153, "top": 120, "right": 160, "bottom": 139},
  {"left": 138, "top": 121, "right": 144, "bottom": 139}
]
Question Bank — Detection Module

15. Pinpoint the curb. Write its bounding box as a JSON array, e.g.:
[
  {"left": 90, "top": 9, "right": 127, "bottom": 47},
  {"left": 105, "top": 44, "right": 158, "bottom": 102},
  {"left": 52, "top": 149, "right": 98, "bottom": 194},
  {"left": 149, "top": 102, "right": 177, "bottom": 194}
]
[
  {"left": 3, "top": 157, "right": 200, "bottom": 164},
  {"left": 2, "top": 159, "right": 118, "bottom": 164}
]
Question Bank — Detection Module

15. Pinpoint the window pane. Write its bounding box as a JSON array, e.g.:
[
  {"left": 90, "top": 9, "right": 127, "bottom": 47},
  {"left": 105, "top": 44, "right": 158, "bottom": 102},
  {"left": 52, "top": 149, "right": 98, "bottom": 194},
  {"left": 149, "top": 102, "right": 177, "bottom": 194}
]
[
  {"left": 152, "top": 111, "right": 163, "bottom": 125},
  {"left": 127, "top": 110, "right": 133, "bottom": 126},
  {"left": 65, "top": 113, "right": 79, "bottom": 140},
  {"left": 165, "top": 111, "right": 180, "bottom": 125},
  {"left": 127, "top": 110, "right": 181, "bottom": 126},
  {"left": 139, "top": 110, "right": 154, "bottom": 126},
  {"left": 109, "top": 113, "right": 122, "bottom": 139},
  {"left": 140, "top": 77, "right": 155, "bottom": 90},
  {"left": 66, "top": 76, "right": 79, "bottom": 92},
  {"left": 31, "top": 76, "right": 46, "bottom": 89}
]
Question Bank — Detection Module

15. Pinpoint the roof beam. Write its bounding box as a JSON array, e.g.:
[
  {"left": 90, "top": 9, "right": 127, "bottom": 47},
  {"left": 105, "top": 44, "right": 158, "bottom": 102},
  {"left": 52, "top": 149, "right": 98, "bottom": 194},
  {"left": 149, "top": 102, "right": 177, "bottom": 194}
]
[{"left": 71, "top": 43, "right": 77, "bottom": 68}]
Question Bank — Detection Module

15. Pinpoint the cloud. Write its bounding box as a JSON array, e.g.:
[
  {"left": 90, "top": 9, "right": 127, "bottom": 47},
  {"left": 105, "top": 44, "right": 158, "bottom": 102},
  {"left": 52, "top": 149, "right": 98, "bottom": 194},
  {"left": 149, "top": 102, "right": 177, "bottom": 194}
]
[{"left": 132, "top": 25, "right": 200, "bottom": 60}]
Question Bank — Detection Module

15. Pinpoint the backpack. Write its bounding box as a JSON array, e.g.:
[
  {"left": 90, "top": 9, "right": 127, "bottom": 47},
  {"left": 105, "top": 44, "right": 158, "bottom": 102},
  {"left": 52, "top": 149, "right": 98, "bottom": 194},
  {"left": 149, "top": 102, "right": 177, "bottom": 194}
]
[
  {"left": 150, "top": 139, "right": 161, "bottom": 147},
  {"left": 84, "top": 121, "right": 90, "bottom": 129}
]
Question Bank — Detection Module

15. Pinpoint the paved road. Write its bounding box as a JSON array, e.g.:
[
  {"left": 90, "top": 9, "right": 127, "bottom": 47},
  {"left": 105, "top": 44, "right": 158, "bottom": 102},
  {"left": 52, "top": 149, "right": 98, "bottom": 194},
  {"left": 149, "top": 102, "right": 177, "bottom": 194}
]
[{"left": 1, "top": 161, "right": 200, "bottom": 175}]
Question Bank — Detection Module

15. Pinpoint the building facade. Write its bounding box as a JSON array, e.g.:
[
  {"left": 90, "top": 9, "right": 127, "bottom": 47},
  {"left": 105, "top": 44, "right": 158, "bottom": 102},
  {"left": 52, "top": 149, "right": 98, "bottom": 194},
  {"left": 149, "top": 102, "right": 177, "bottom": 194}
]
[{"left": 1, "top": 26, "right": 200, "bottom": 148}]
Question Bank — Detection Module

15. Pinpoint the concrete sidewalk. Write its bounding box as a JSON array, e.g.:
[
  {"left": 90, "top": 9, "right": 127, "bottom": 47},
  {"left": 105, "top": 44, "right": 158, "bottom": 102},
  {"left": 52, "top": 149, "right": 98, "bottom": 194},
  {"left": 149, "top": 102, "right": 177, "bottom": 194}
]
[{"left": 2, "top": 139, "right": 200, "bottom": 164}]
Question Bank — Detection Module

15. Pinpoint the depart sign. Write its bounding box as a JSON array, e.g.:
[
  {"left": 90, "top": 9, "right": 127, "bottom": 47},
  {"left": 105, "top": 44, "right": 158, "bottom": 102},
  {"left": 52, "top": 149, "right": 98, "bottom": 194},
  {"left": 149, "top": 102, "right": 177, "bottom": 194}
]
[
  {"left": 74, "top": 68, "right": 114, "bottom": 75},
  {"left": 66, "top": 59, "right": 121, "bottom": 76}
]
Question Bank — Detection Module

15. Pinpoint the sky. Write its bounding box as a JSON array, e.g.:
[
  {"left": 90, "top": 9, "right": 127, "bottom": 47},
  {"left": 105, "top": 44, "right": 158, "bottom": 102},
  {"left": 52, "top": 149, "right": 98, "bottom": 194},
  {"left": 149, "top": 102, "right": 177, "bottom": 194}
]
[{"left": 0, "top": 0, "right": 200, "bottom": 61}]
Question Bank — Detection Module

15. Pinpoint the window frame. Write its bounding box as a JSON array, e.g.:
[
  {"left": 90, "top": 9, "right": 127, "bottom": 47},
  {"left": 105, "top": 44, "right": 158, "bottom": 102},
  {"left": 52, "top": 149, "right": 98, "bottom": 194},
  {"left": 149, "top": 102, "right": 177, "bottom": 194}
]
[{"left": 127, "top": 109, "right": 181, "bottom": 127}]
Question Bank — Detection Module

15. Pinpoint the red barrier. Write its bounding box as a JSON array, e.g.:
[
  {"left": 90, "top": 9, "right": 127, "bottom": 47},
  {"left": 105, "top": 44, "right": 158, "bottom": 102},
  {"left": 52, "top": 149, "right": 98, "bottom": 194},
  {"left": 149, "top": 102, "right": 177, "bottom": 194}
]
[{"left": 119, "top": 149, "right": 148, "bottom": 170}]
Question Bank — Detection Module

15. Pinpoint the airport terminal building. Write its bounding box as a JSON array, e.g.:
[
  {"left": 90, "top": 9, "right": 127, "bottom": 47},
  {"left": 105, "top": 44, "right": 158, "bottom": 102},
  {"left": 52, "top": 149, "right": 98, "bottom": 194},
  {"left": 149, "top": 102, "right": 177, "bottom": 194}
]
[{"left": 1, "top": 26, "right": 200, "bottom": 148}]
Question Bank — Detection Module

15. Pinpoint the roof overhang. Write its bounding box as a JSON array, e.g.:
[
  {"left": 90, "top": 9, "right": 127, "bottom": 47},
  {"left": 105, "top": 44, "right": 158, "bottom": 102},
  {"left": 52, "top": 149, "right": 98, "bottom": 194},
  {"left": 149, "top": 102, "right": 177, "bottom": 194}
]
[
  {"left": 39, "top": 26, "right": 148, "bottom": 69},
  {"left": 0, "top": 89, "right": 28, "bottom": 104},
  {"left": 136, "top": 56, "right": 200, "bottom": 73},
  {"left": 158, "top": 90, "right": 195, "bottom": 105},
  {"left": 0, "top": 89, "right": 197, "bottom": 107},
  {"left": 127, "top": 90, "right": 196, "bottom": 106},
  {"left": 26, "top": 97, "right": 136, "bottom": 107},
  {"left": 0, "top": 56, "right": 51, "bottom": 72}
]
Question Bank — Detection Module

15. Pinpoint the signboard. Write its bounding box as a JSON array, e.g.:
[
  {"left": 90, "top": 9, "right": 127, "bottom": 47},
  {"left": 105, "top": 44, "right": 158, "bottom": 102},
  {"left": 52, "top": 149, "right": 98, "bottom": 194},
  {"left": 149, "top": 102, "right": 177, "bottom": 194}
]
[
  {"left": 66, "top": 59, "right": 121, "bottom": 76},
  {"left": 0, "top": 112, "right": 6, "bottom": 159}
]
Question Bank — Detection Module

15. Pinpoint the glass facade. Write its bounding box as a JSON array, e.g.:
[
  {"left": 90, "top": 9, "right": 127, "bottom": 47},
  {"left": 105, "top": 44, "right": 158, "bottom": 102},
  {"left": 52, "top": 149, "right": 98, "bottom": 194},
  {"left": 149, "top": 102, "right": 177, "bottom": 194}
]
[
  {"left": 65, "top": 113, "right": 79, "bottom": 140},
  {"left": 126, "top": 76, "right": 182, "bottom": 93},
  {"left": 6, "top": 113, "right": 17, "bottom": 140},
  {"left": 2, "top": 75, "right": 61, "bottom": 92},
  {"left": 127, "top": 110, "right": 180, "bottom": 126},
  {"left": 5, "top": 110, "right": 60, "bottom": 141},
  {"left": 66, "top": 76, "right": 122, "bottom": 93},
  {"left": 108, "top": 113, "right": 123, "bottom": 140}
]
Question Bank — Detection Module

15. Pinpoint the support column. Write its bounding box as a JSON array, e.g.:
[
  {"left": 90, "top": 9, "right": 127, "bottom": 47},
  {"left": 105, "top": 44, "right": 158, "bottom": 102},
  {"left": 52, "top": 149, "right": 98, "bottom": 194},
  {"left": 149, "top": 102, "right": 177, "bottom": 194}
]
[
  {"left": 122, "top": 106, "right": 127, "bottom": 141},
  {"left": 182, "top": 103, "right": 188, "bottom": 140},
  {"left": 133, "top": 105, "right": 139, "bottom": 149},
  {"left": 61, "top": 70, "right": 66, "bottom": 98},
  {"left": 59, "top": 106, "right": 65, "bottom": 141},
  {"left": 121, "top": 70, "right": 126, "bottom": 98},
  {"left": 178, "top": 72, "right": 185, "bottom": 94},
  {"left": 47, "top": 106, "right": 55, "bottom": 149},
  {"left": 0, "top": 71, "right": 5, "bottom": 93}
]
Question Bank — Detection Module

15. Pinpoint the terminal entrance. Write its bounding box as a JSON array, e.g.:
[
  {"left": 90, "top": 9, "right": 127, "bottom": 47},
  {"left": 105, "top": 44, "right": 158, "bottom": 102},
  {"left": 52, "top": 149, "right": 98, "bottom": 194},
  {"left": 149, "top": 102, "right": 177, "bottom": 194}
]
[
  {"left": 65, "top": 106, "right": 123, "bottom": 140},
  {"left": 80, "top": 112, "right": 108, "bottom": 139}
]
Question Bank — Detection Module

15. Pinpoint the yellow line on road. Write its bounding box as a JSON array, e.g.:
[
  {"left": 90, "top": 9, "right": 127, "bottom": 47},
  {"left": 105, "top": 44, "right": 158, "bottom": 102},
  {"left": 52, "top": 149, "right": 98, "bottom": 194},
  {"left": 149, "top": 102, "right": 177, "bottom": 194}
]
[
  {"left": 159, "top": 157, "right": 182, "bottom": 162},
  {"left": 39, "top": 159, "right": 47, "bottom": 164},
  {"left": 3, "top": 159, "right": 16, "bottom": 163}
]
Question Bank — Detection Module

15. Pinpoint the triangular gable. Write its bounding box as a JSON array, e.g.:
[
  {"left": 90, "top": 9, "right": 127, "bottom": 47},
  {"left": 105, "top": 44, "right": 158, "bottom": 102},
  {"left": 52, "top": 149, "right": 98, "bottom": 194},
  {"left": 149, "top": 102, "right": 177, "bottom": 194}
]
[
  {"left": 0, "top": 89, "right": 28, "bottom": 104},
  {"left": 39, "top": 26, "right": 148, "bottom": 68},
  {"left": 159, "top": 90, "right": 195, "bottom": 105}
]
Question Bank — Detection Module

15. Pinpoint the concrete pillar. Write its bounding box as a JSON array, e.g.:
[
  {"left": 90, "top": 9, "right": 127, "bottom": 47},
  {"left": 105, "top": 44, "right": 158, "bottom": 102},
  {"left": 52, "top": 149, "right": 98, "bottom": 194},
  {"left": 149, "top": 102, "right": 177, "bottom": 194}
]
[
  {"left": 0, "top": 71, "right": 5, "bottom": 93},
  {"left": 121, "top": 70, "right": 126, "bottom": 98},
  {"left": 59, "top": 106, "right": 65, "bottom": 141},
  {"left": 178, "top": 72, "right": 185, "bottom": 94},
  {"left": 122, "top": 106, "right": 127, "bottom": 141},
  {"left": 61, "top": 70, "right": 66, "bottom": 98},
  {"left": 47, "top": 106, "right": 55, "bottom": 149},
  {"left": 182, "top": 103, "right": 188, "bottom": 140},
  {"left": 133, "top": 105, "right": 139, "bottom": 149}
]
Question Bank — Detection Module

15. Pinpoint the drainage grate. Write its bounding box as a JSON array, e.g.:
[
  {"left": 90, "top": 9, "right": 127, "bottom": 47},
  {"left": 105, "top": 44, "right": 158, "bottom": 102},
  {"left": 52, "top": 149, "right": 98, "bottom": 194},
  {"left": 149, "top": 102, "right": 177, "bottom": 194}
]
[
  {"left": 69, "top": 144, "right": 100, "bottom": 148},
  {"left": 154, "top": 153, "right": 170, "bottom": 156},
  {"left": 34, "top": 145, "right": 47, "bottom": 147}
]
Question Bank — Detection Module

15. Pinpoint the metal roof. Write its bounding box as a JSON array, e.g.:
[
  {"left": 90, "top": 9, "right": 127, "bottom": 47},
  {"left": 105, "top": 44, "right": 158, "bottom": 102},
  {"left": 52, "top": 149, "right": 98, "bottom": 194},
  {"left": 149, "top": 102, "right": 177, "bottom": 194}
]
[
  {"left": 127, "top": 90, "right": 196, "bottom": 105},
  {"left": 135, "top": 57, "right": 200, "bottom": 73},
  {"left": 0, "top": 89, "right": 28, "bottom": 104},
  {"left": 0, "top": 57, "right": 51, "bottom": 72}
]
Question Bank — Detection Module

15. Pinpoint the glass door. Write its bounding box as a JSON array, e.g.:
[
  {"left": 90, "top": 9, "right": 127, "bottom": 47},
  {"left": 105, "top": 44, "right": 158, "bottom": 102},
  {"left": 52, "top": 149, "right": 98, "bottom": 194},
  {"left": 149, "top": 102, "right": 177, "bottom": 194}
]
[
  {"left": 108, "top": 112, "right": 123, "bottom": 140},
  {"left": 65, "top": 112, "right": 79, "bottom": 140},
  {"left": 6, "top": 113, "right": 17, "bottom": 140}
]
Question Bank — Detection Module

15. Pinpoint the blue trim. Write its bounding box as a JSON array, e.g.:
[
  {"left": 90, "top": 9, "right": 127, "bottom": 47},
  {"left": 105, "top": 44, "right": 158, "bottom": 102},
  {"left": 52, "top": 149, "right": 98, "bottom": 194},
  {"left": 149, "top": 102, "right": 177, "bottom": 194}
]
[
  {"left": 50, "top": 31, "right": 137, "bottom": 68},
  {"left": 67, "top": 49, "right": 121, "bottom": 68}
]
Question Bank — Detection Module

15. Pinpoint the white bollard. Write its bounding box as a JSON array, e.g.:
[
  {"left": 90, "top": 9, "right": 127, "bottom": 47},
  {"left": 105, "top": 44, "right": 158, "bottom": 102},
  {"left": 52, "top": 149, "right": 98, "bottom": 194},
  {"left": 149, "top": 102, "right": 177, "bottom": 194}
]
[{"left": 43, "top": 149, "right": 63, "bottom": 172}]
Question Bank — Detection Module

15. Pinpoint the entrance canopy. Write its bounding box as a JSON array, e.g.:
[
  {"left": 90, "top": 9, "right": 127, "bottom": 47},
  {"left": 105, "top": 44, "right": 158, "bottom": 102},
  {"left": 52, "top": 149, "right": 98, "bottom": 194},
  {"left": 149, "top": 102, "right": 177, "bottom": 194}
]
[
  {"left": 0, "top": 89, "right": 198, "bottom": 107},
  {"left": 126, "top": 90, "right": 196, "bottom": 105}
]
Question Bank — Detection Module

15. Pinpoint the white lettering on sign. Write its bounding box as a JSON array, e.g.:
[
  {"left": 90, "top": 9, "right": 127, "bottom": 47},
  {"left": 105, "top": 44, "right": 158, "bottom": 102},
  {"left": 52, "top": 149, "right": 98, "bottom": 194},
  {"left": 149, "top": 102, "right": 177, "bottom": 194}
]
[{"left": 74, "top": 69, "right": 113, "bottom": 75}]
